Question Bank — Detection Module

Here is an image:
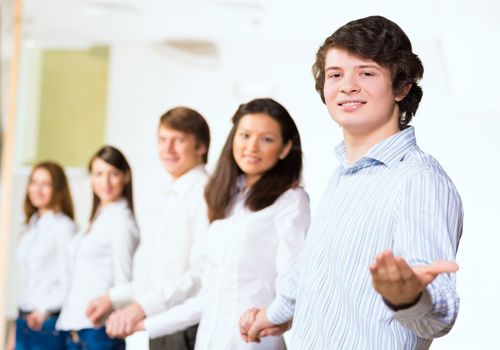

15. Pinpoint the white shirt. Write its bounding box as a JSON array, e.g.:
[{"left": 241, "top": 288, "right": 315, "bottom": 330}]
[
  {"left": 16, "top": 211, "right": 77, "bottom": 314},
  {"left": 56, "top": 198, "right": 139, "bottom": 330},
  {"left": 144, "top": 187, "right": 311, "bottom": 350},
  {"left": 109, "top": 165, "right": 209, "bottom": 316}
]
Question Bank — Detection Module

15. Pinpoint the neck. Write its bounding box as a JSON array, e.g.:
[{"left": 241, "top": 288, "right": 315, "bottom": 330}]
[
  {"left": 38, "top": 208, "right": 53, "bottom": 216},
  {"left": 343, "top": 122, "right": 400, "bottom": 166}
]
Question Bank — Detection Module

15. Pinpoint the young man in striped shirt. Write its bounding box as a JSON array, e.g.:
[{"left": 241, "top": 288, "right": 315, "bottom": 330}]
[{"left": 240, "top": 15, "right": 463, "bottom": 349}]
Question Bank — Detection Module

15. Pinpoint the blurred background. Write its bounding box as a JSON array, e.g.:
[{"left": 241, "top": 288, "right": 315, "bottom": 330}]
[{"left": 0, "top": 0, "right": 499, "bottom": 348}]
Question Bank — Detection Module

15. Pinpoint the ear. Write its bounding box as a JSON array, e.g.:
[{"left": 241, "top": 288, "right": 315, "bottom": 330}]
[
  {"left": 395, "top": 83, "right": 412, "bottom": 102},
  {"left": 123, "top": 170, "right": 131, "bottom": 185},
  {"left": 196, "top": 143, "right": 207, "bottom": 158},
  {"left": 279, "top": 140, "right": 293, "bottom": 160}
]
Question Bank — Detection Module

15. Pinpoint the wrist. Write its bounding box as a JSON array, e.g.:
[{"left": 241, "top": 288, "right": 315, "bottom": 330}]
[{"left": 383, "top": 293, "right": 422, "bottom": 311}]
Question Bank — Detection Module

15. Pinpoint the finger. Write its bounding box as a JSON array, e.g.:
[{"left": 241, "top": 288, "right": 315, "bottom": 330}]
[
  {"left": 429, "top": 260, "right": 459, "bottom": 274},
  {"left": 259, "top": 326, "right": 283, "bottom": 337},
  {"left": 382, "top": 254, "right": 402, "bottom": 282}
]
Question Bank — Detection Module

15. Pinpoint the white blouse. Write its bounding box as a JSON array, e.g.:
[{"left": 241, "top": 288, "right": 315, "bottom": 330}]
[
  {"left": 16, "top": 211, "right": 77, "bottom": 314},
  {"left": 56, "top": 199, "right": 139, "bottom": 330},
  {"left": 144, "top": 187, "right": 311, "bottom": 350}
]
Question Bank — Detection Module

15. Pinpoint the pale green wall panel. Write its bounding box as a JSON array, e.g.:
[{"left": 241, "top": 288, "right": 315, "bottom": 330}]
[{"left": 36, "top": 47, "right": 108, "bottom": 167}]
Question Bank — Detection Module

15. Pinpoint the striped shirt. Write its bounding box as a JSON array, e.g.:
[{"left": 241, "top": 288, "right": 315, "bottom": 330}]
[{"left": 267, "top": 126, "right": 463, "bottom": 349}]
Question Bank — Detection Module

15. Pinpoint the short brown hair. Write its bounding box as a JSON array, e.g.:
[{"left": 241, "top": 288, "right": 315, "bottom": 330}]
[
  {"left": 159, "top": 107, "right": 210, "bottom": 164},
  {"left": 312, "top": 15, "right": 424, "bottom": 128},
  {"left": 24, "top": 161, "right": 74, "bottom": 223}
]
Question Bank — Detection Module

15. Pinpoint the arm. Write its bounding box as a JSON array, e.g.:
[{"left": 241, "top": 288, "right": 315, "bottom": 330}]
[
  {"left": 87, "top": 216, "right": 139, "bottom": 325},
  {"left": 36, "top": 219, "right": 76, "bottom": 314},
  {"left": 107, "top": 290, "right": 204, "bottom": 339},
  {"left": 245, "top": 189, "right": 311, "bottom": 342},
  {"left": 372, "top": 171, "right": 463, "bottom": 338},
  {"left": 136, "top": 193, "right": 209, "bottom": 317}
]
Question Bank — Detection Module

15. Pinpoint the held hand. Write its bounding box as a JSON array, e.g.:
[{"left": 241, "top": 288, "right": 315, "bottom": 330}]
[
  {"left": 86, "top": 295, "right": 113, "bottom": 326},
  {"left": 105, "top": 303, "right": 145, "bottom": 338},
  {"left": 370, "top": 250, "right": 459, "bottom": 307},
  {"left": 26, "top": 311, "right": 47, "bottom": 331},
  {"left": 246, "top": 308, "right": 289, "bottom": 343},
  {"left": 239, "top": 308, "right": 259, "bottom": 342}
]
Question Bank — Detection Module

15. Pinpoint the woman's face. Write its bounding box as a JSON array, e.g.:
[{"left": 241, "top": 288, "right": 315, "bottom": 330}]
[
  {"left": 232, "top": 113, "right": 291, "bottom": 188},
  {"left": 90, "top": 157, "right": 129, "bottom": 206},
  {"left": 28, "top": 167, "right": 53, "bottom": 211}
]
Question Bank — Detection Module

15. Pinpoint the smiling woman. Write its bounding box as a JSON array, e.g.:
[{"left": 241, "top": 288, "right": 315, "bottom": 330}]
[{"left": 54, "top": 146, "right": 139, "bottom": 350}]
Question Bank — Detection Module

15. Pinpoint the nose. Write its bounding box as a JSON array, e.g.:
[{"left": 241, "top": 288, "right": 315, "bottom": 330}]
[
  {"left": 166, "top": 139, "right": 175, "bottom": 153},
  {"left": 340, "top": 74, "right": 360, "bottom": 94},
  {"left": 247, "top": 136, "right": 259, "bottom": 153}
]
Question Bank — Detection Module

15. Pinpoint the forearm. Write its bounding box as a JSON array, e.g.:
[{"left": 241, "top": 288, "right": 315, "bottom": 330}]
[
  {"left": 392, "top": 282, "right": 459, "bottom": 339},
  {"left": 143, "top": 294, "right": 202, "bottom": 339}
]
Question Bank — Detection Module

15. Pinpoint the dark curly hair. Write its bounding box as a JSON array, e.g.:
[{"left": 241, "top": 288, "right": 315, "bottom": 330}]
[{"left": 312, "top": 15, "right": 424, "bottom": 128}]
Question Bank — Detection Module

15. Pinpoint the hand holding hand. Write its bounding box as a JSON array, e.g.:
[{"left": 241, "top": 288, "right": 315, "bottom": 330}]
[
  {"left": 105, "top": 302, "right": 145, "bottom": 338},
  {"left": 370, "top": 250, "right": 459, "bottom": 307},
  {"left": 240, "top": 307, "right": 290, "bottom": 343},
  {"left": 86, "top": 295, "right": 113, "bottom": 326}
]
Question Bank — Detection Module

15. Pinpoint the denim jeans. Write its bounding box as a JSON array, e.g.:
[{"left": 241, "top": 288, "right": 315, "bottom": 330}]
[
  {"left": 15, "top": 315, "right": 66, "bottom": 350},
  {"left": 64, "top": 327, "right": 125, "bottom": 350}
]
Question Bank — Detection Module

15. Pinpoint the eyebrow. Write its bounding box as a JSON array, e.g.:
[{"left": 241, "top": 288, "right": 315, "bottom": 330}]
[{"left": 325, "top": 64, "right": 383, "bottom": 72}]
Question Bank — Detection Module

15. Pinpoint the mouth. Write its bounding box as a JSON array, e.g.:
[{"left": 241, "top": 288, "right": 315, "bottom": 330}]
[
  {"left": 242, "top": 155, "right": 261, "bottom": 163},
  {"left": 337, "top": 100, "right": 366, "bottom": 107}
]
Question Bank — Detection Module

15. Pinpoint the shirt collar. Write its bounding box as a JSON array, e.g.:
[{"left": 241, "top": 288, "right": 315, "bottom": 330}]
[
  {"left": 167, "top": 164, "right": 207, "bottom": 196},
  {"left": 335, "top": 126, "right": 416, "bottom": 170}
]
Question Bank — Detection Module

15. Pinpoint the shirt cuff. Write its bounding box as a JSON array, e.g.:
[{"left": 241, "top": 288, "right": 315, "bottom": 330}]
[
  {"left": 137, "top": 286, "right": 173, "bottom": 317},
  {"left": 390, "top": 288, "right": 433, "bottom": 323},
  {"left": 267, "top": 294, "right": 295, "bottom": 325},
  {"left": 144, "top": 315, "right": 171, "bottom": 339},
  {"left": 108, "top": 284, "right": 134, "bottom": 308}
]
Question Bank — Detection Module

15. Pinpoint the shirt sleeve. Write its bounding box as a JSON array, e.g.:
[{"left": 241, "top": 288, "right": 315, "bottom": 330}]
[
  {"left": 111, "top": 215, "right": 140, "bottom": 287},
  {"left": 37, "top": 218, "right": 77, "bottom": 313},
  {"left": 267, "top": 189, "right": 311, "bottom": 324},
  {"left": 391, "top": 170, "right": 463, "bottom": 338},
  {"left": 137, "top": 192, "right": 209, "bottom": 317},
  {"left": 143, "top": 291, "right": 204, "bottom": 339}
]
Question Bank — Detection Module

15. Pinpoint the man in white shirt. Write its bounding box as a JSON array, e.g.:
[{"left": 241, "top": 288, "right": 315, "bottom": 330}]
[{"left": 86, "top": 107, "right": 211, "bottom": 350}]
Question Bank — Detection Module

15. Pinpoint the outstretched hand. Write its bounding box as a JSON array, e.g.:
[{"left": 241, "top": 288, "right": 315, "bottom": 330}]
[{"left": 370, "top": 250, "right": 459, "bottom": 307}]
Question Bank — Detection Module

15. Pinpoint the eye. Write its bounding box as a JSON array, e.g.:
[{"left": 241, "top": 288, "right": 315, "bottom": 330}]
[
  {"left": 263, "top": 136, "right": 275, "bottom": 143},
  {"left": 239, "top": 132, "right": 250, "bottom": 139},
  {"left": 327, "top": 73, "right": 341, "bottom": 79},
  {"left": 361, "top": 71, "right": 375, "bottom": 77}
]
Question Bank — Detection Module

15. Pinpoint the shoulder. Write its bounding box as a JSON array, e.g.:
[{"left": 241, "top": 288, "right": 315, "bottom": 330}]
[
  {"left": 275, "top": 187, "right": 310, "bottom": 209},
  {"left": 399, "top": 147, "right": 461, "bottom": 198}
]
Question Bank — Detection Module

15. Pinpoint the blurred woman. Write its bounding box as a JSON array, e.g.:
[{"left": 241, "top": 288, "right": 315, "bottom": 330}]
[
  {"left": 11, "top": 161, "right": 77, "bottom": 350},
  {"left": 131, "top": 98, "right": 310, "bottom": 349},
  {"left": 56, "top": 146, "right": 139, "bottom": 350}
]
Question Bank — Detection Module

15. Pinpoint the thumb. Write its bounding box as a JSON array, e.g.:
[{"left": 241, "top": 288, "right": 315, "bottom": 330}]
[{"left": 414, "top": 260, "right": 459, "bottom": 285}]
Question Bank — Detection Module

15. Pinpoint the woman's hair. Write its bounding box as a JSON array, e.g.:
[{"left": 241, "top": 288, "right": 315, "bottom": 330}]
[
  {"left": 88, "top": 145, "right": 134, "bottom": 222},
  {"left": 24, "top": 161, "right": 74, "bottom": 223},
  {"left": 312, "top": 15, "right": 424, "bottom": 128},
  {"left": 205, "top": 98, "right": 302, "bottom": 222},
  {"left": 159, "top": 107, "right": 211, "bottom": 164}
]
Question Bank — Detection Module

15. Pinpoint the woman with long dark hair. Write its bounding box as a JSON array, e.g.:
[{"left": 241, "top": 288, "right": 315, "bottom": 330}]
[
  {"left": 132, "top": 98, "right": 310, "bottom": 349},
  {"left": 56, "top": 146, "right": 139, "bottom": 350},
  {"left": 9, "top": 161, "right": 77, "bottom": 350}
]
